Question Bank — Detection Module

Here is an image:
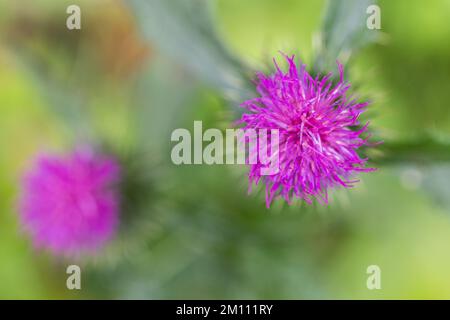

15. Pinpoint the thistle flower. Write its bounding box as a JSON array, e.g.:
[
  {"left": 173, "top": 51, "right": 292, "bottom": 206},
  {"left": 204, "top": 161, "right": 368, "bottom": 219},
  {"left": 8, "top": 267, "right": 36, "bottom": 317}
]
[
  {"left": 19, "top": 148, "right": 121, "bottom": 257},
  {"left": 240, "top": 54, "right": 375, "bottom": 207}
]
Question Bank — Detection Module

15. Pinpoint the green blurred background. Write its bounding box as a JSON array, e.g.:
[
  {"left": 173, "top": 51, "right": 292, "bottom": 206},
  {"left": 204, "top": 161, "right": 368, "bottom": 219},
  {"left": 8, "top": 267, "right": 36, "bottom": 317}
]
[{"left": 1, "top": 0, "right": 450, "bottom": 299}]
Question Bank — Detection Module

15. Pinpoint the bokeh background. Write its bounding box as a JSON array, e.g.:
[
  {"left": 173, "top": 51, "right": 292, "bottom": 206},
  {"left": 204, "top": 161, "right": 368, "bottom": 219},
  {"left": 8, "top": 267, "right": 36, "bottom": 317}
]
[{"left": 1, "top": 0, "right": 450, "bottom": 299}]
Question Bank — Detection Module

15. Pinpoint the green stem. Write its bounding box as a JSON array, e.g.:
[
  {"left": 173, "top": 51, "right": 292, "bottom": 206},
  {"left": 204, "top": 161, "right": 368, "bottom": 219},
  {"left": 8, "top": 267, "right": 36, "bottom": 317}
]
[{"left": 368, "top": 137, "right": 450, "bottom": 165}]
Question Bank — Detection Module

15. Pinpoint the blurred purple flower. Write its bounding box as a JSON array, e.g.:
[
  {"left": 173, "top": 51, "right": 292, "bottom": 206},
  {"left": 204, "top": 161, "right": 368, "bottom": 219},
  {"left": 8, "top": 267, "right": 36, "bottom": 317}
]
[
  {"left": 240, "top": 54, "right": 375, "bottom": 207},
  {"left": 19, "top": 148, "right": 121, "bottom": 257}
]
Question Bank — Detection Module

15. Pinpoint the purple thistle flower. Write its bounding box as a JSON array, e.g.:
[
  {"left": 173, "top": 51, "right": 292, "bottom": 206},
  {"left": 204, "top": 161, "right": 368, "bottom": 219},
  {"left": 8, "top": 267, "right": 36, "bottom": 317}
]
[
  {"left": 19, "top": 148, "right": 121, "bottom": 257},
  {"left": 240, "top": 54, "right": 375, "bottom": 207}
]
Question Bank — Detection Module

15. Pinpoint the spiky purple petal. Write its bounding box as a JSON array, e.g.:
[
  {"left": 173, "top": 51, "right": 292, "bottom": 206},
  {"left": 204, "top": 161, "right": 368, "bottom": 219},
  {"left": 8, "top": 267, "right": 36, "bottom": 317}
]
[{"left": 240, "top": 54, "right": 375, "bottom": 207}]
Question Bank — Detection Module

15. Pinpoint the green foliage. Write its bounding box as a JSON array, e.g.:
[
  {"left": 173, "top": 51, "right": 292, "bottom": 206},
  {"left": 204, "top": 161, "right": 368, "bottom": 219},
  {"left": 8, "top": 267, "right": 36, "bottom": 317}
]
[
  {"left": 128, "top": 0, "right": 254, "bottom": 105},
  {"left": 314, "top": 0, "right": 379, "bottom": 73},
  {"left": 1, "top": 0, "right": 450, "bottom": 299}
]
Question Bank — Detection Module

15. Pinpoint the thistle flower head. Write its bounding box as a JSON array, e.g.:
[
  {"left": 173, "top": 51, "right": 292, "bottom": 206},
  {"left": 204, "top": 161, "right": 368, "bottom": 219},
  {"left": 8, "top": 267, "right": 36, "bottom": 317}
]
[
  {"left": 240, "top": 54, "right": 375, "bottom": 207},
  {"left": 19, "top": 148, "right": 121, "bottom": 257}
]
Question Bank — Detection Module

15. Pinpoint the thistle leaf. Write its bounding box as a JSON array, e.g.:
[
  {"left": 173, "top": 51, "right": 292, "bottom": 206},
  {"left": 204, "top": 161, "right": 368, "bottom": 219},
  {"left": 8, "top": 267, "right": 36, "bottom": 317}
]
[
  {"left": 128, "top": 0, "right": 253, "bottom": 104},
  {"left": 314, "top": 0, "right": 379, "bottom": 73}
]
